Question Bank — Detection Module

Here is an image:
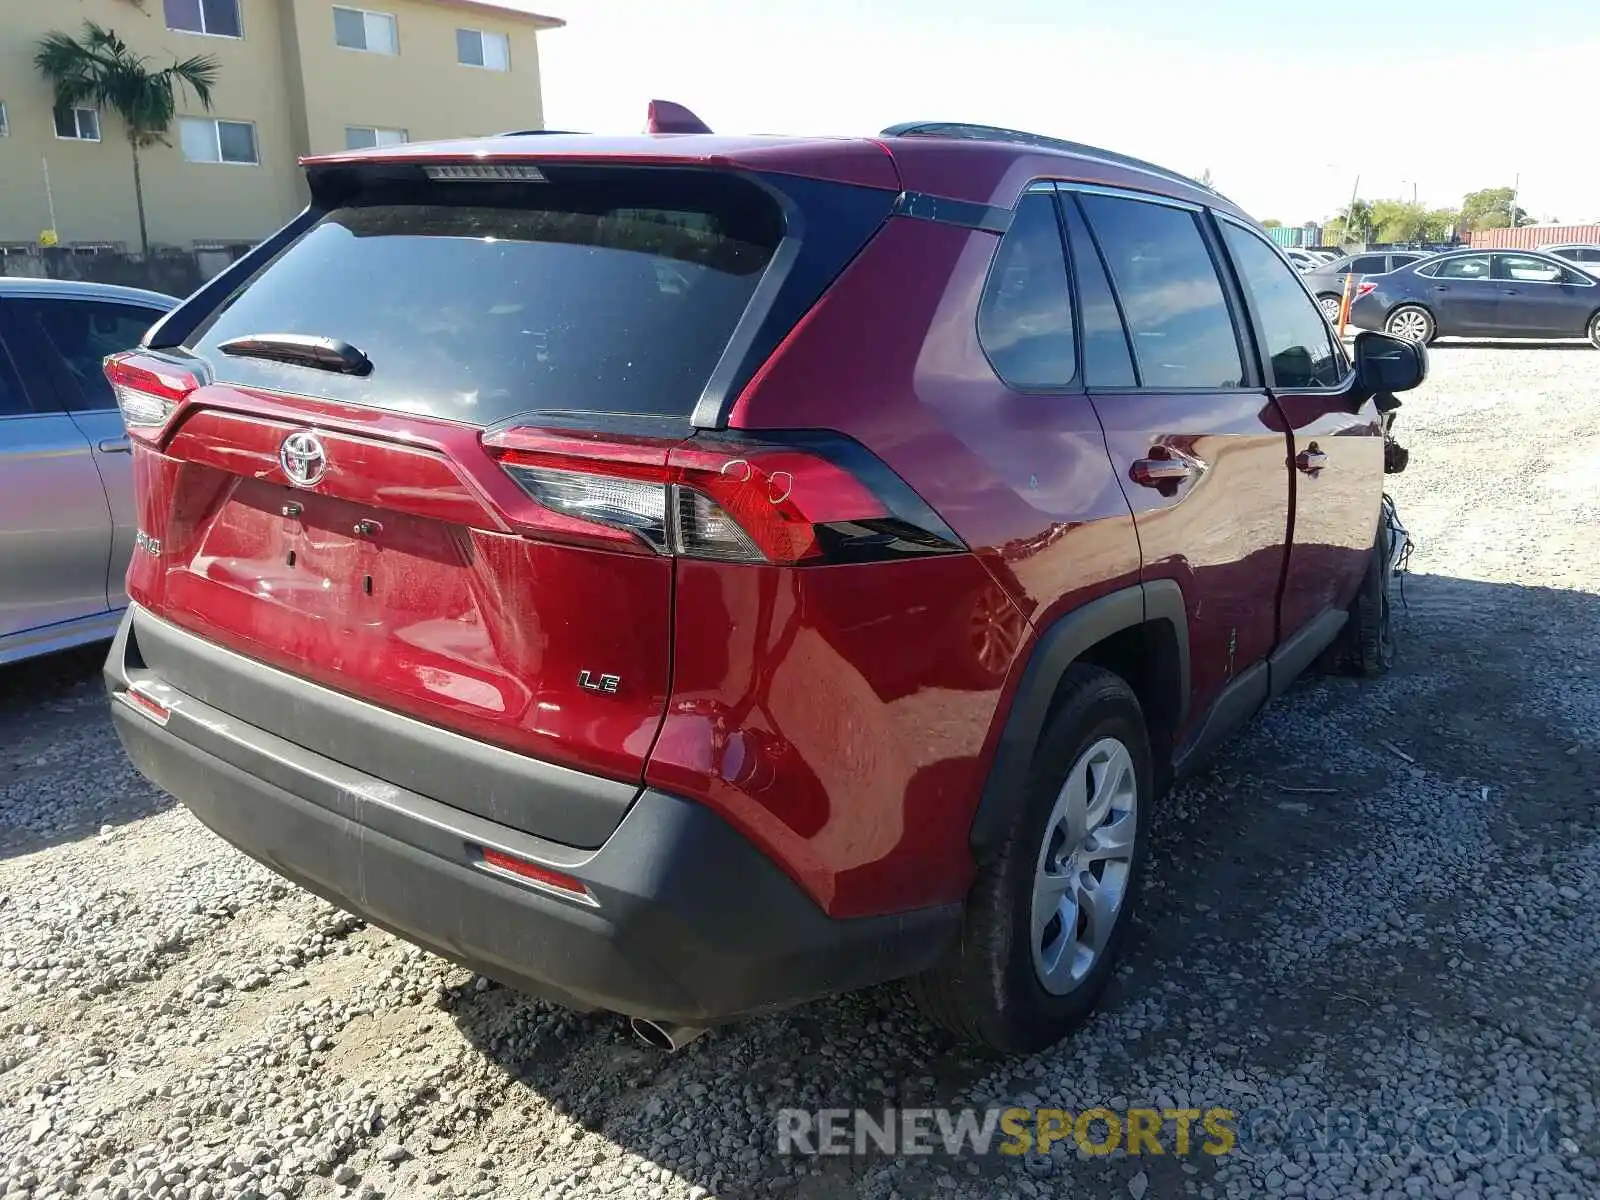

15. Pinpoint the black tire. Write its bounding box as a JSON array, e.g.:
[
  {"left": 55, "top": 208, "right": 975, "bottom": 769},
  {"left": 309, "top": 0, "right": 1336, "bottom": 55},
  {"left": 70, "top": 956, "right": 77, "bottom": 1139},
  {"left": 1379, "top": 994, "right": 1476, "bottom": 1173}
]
[
  {"left": 1331, "top": 515, "right": 1394, "bottom": 677},
  {"left": 1588, "top": 311, "right": 1600, "bottom": 351},
  {"left": 1384, "top": 304, "right": 1435, "bottom": 345},
  {"left": 908, "top": 664, "right": 1153, "bottom": 1054}
]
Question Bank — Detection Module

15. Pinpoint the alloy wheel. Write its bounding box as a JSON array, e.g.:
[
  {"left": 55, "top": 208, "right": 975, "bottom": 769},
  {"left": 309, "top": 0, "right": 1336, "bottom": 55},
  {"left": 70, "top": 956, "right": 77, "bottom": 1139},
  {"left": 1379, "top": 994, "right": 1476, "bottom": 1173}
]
[
  {"left": 1319, "top": 295, "right": 1341, "bottom": 322},
  {"left": 1386, "top": 308, "right": 1431, "bottom": 343},
  {"left": 1030, "top": 736, "right": 1139, "bottom": 994}
]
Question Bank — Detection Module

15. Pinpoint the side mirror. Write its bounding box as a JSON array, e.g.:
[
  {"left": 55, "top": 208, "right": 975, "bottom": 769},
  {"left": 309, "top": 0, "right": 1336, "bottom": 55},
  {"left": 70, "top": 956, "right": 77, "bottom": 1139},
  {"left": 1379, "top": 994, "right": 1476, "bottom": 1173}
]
[{"left": 1353, "top": 330, "right": 1427, "bottom": 395}]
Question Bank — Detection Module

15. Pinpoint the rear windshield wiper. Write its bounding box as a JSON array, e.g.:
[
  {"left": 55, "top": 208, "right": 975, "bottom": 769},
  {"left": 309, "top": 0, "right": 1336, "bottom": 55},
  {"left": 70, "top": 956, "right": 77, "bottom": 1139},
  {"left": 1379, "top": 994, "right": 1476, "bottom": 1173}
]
[{"left": 217, "top": 333, "right": 372, "bottom": 376}]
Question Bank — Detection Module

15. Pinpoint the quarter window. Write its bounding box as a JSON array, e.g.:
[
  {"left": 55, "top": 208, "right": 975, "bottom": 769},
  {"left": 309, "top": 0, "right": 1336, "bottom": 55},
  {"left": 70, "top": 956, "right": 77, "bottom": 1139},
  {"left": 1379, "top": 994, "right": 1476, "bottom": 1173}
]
[
  {"left": 456, "top": 28, "right": 510, "bottom": 70},
  {"left": 1078, "top": 193, "right": 1243, "bottom": 390},
  {"left": 163, "top": 0, "right": 243, "bottom": 38},
  {"left": 1222, "top": 223, "right": 1344, "bottom": 389},
  {"left": 345, "top": 126, "right": 408, "bottom": 150},
  {"left": 333, "top": 7, "right": 398, "bottom": 54},
  {"left": 976, "top": 192, "right": 1076, "bottom": 389},
  {"left": 54, "top": 107, "right": 101, "bottom": 141},
  {"left": 180, "top": 117, "right": 259, "bottom": 165}
]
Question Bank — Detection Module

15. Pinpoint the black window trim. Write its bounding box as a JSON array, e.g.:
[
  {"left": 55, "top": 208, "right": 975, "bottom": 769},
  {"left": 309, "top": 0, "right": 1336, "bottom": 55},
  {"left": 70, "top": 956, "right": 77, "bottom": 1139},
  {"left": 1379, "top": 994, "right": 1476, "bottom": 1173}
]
[
  {"left": 1058, "top": 181, "right": 1262, "bottom": 395},
  {"left": 1213, "top": 212, "right": 1354, "bottom": 395}
]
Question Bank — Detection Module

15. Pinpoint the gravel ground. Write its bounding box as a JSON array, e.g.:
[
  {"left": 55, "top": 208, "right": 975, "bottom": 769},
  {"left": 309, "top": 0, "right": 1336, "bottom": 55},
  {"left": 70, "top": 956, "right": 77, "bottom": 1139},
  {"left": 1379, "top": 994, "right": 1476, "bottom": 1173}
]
[{"left": 3, "top": 342, "right": 1599, "bottom": 1200}]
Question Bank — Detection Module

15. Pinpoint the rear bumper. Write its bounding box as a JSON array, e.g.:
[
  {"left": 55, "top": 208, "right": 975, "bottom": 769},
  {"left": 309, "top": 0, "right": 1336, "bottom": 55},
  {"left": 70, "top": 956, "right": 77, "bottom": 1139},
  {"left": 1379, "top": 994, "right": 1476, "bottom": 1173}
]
[{"left": 105, "top": 608, "right": 958, "bottom": 1023}]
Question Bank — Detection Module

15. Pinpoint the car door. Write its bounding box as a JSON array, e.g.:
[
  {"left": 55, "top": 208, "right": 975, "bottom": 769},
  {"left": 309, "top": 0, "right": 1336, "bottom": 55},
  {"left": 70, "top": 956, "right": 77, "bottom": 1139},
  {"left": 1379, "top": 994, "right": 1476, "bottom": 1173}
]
[
  {"left": 0, "top": 305, "right": 115, "bottom": 647},
  {"left": 1491, "top": 254, "right": 1595, "bottom": 337},
  {"left": 8, "top": 296, "right": 172, "bottom": 611},
  {"left": 1219, "top": 220, "right": 1383, "bottom": 664},
  {"left": 1421, "top": 254, "right": 1496, "bottom": 334},
  {"left": 1068, "top": 189, "right": 1291, "bottom": 734}
]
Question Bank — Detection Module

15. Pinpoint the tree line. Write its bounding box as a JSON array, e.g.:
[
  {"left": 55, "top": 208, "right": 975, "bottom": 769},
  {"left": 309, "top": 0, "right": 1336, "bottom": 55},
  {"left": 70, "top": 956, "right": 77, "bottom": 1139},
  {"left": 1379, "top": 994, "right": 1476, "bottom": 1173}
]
[{"left": 1313, "top": 188, "right": 1536, "bottom": 245}]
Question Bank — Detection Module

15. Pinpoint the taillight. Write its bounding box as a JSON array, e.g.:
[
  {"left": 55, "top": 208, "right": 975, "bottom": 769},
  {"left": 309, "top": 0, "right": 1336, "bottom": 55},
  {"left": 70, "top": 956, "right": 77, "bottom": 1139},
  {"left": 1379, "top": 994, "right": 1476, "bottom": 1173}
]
[
  {"left": 481, "top": 427, "right": 964, "bottom": 565},
  {"left": 1356, "top": 281, "right": 1378, "bottom": 298},
  {"left": 104, "top": 351, "right": 202, "bottom": 439}
]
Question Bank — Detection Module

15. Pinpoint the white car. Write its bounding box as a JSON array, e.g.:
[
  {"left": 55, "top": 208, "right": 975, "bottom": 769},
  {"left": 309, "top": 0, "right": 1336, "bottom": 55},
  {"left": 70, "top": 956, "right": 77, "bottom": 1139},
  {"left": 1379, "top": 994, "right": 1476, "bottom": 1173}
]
[
  {"left": 1282, "top": 247, "right": 1321, "bottom": 271},
  {"left": 1538, "top": 243, "right": 1600, "bottom": 278}
]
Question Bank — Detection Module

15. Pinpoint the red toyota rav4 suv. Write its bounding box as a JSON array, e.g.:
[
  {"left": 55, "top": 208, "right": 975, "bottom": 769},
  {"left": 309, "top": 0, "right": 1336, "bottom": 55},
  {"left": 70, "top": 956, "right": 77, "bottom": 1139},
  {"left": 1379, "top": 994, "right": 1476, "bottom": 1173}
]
[{"left": 104, "top": 113, "right": 1424, "bottom": 1053}]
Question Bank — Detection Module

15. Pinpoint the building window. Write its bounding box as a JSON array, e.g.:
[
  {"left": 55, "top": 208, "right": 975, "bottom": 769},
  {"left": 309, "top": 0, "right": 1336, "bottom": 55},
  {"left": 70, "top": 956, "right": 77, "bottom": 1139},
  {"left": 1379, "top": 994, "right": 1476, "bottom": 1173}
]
[
  {"left": 345, "top": 126, "right": 408, "bottom": 150},
  {"left": 54, "top": 106, "right": 101, "bottom": 142},
  {"left": 180, "top": 117, "right": 259, "bottom": 164},
  {"left": 164, "top": 0, "right": 243, "bottom": 38},
  {"left": 456, "top": 28, "right": 509, "bottom": 70},
  {"left": 333, "top": 7, "right": 398, "bottom": 54}
]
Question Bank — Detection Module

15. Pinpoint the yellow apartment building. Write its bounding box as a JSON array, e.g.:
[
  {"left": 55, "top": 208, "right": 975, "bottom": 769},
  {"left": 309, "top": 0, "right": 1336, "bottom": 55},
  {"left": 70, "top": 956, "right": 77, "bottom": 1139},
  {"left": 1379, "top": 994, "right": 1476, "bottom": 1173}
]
[{"left": 0, "top": 0, "right": 563, "bottom": 252}]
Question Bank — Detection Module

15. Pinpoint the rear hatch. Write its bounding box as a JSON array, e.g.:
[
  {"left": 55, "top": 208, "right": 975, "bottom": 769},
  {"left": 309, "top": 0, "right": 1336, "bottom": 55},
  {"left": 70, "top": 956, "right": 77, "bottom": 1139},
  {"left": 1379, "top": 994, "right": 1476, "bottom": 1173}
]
[{"left": 116, "top": 157, "right": 897, "bottom": 844}]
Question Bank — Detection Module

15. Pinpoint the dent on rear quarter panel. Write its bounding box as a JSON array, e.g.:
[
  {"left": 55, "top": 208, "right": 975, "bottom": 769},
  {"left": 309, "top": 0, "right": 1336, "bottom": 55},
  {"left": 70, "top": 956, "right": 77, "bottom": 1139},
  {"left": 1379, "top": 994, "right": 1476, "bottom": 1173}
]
[{"left": 682, "top": 218, "right": 1139, "bottom": 919}]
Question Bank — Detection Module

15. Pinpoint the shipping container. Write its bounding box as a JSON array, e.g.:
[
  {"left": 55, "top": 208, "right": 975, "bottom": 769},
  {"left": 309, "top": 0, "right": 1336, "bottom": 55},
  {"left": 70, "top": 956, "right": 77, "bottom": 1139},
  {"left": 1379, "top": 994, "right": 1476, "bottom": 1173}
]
[
  {"left": 1470, "top": 224, "right": 1600, "bottom": 249},
  {"left": 1266, "top": 223, "right": 1322, "bottom": 248}
]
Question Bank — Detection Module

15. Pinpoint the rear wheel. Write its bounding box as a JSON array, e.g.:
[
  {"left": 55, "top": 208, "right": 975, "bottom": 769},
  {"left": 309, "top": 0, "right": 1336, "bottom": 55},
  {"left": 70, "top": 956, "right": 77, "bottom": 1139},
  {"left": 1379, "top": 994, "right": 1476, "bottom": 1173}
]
[
  {"left": 1318, "top": 293, "right": 1342, "bottom": 322},
  {"left": 1385, "top": 305, "right": 1435, "bottom": 345},
  {"left": 1588, "top": 311, "right": 1600, "bottom": 350},
  {"left": 908, "top": 665, "right": 1152, "bottom": 1053}
]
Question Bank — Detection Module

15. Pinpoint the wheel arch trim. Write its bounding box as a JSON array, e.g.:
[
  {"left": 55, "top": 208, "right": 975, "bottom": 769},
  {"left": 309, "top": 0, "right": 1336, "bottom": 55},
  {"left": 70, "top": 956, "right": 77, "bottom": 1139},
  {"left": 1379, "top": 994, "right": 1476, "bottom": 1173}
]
[{"left": 969, "top": 580, "right": 1188, "bottom": 860}]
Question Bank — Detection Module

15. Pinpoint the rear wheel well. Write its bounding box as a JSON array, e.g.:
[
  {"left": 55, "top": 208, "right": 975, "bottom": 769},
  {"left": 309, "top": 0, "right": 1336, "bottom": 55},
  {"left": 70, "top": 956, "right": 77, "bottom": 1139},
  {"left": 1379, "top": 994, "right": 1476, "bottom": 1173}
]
[{"left": 1055, "top": 619, "right": 1183, "bottom": 790}]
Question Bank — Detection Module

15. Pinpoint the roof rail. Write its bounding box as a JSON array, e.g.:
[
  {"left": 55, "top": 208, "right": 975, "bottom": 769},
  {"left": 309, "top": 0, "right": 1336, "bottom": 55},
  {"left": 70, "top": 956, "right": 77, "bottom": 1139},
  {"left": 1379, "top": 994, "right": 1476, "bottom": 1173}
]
[
  {"left": 880, "top": 122, "right": 1214, "bottom": 195},
  {"left": 496, "top": 128, "right": 586, "bottom": 137}
]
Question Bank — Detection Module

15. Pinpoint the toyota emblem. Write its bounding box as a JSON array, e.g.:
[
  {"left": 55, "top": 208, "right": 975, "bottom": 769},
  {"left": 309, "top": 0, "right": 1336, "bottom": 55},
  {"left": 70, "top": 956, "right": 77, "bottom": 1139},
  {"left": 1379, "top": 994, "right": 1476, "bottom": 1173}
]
[{"left": 279, "top": 431, "right": 327, "bottom": 488}]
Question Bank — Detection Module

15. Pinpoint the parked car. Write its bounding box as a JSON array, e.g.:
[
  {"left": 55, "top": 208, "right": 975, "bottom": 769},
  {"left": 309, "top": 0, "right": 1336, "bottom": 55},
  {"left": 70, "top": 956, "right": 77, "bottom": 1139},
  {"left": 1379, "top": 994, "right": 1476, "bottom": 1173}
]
[
  {"left": 1302, "top": 252, "right": 1434, "bottom": 321},
  {"left": 101, "top": 111, "right": 1425, "bottom": 1054},
  {"left": 0, "top": 278, "right": 177, "bottom": 665},
  {"left": 1538, "top": 243, "right": 1600, "bottom": 277},
  {"left": 1282, "top": 247, "right": 1321, "bottom": 271},
  {"left": 1349, "top": 248, "right": 1600, "bottom": 345}
]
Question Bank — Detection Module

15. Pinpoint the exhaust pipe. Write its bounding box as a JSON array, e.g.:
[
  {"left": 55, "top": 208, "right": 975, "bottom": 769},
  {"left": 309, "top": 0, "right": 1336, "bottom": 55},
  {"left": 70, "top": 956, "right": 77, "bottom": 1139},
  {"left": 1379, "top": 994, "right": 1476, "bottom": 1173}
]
[{"left": 630, "top": 1017, "right": 709, "bottom": 1052}]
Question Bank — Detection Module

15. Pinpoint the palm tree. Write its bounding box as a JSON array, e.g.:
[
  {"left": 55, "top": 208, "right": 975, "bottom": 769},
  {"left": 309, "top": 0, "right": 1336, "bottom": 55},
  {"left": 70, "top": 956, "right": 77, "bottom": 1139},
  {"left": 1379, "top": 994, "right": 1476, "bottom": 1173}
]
[{"left": 34, "top": 21, "right": 218, "bottom": 257}]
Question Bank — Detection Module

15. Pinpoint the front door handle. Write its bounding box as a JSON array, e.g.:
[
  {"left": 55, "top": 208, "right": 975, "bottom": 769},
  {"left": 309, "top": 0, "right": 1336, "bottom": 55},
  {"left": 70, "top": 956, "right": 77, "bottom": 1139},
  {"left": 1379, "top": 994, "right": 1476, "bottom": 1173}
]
[
  {"left": 97, "top": 437, "right": 132, "bottom": 454},
  {"left": 1296, "top": 445, "right": 1329, "bottom": 475}
]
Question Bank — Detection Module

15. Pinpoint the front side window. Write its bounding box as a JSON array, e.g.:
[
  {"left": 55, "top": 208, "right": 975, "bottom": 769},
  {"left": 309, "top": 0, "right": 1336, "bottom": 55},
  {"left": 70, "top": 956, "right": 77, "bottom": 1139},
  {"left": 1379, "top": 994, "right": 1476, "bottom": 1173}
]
[
  {"left": 976, "top": 192, "right": 1076, "bottom": 389},
  {"left": 1495, "top": 254, "right": 1564, "bottom": 283},
  {"left": 54, "top": 106, "right": 100, "bottom": 141},
  {"left": 457, "top": 28, "right": 510, "bottom": 70},
  {"left": 345, "top": 126, "right": 408, "bottom": 151},
  {"left": 1222, "top": 223, "right": 1344, "bottom": 390},
  {"left": 1079, "top": 194, "right": 1243, "bottom": 390},
  {"left": 12, "top": 299, "right": 168, "bottom": 411},
  {"left": 1433, "top": 255, "right": 1490, "bottom": 280},
  {"left": 333, "top": 7, "right": 398, "bottom": 54},
  {"left": 180, "top": 117, "right": 258, "bottom": 164},
  {"left": 164, "top": 0, "right": 243, "bottom": 38}
]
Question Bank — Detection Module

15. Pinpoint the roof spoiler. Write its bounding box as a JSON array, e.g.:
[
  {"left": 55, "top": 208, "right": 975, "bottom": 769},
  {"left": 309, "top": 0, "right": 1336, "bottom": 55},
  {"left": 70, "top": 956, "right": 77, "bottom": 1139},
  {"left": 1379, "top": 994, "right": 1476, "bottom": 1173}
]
[{"left": 647, "top": 100, "right": 712, "bottom": 135}]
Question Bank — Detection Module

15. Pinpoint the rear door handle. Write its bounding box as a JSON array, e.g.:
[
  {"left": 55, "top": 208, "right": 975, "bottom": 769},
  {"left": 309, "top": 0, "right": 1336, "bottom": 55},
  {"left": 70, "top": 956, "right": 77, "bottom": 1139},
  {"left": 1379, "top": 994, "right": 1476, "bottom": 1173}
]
[
  {"left": 97, "top": 437, "right": 132, "bottom": 454},
  {"left": 1130, "top": 452, "right": 1202, "bottom": 488},
  {"left": 1296, "top": 446, "right": 1329, "bottom": 475}
]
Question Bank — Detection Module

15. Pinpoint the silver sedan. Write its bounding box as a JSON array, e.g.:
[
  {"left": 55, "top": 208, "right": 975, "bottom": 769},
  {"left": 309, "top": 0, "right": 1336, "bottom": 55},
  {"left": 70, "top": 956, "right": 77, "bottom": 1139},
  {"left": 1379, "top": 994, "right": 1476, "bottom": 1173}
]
[{"left": 0, "top": 278, "right": 177, "bottom": 664}]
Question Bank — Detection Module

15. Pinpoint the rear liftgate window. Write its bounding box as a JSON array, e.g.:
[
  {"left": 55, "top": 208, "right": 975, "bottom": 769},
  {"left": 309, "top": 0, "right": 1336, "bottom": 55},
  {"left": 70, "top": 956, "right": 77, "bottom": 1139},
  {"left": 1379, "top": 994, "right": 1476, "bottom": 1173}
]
[{"left": 188, "top": 171, "right": 787, "bottom": 424}]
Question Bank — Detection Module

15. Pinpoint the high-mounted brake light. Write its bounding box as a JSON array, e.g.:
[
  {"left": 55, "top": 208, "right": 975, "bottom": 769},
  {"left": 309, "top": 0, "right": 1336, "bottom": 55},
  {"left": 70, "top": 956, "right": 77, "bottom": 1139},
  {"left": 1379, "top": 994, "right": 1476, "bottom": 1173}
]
[
  {"left": 104, "top": 351, "right": 202, "bottom": 439},
  {"left": 425, "top": 163, "right": 547, "bottom": 183},
  {"left": 1356, "top": 281, "right": 1378, "bottom": 298},
  {"left": 481, "top": 428, "right": 965, "bottom": 566}
]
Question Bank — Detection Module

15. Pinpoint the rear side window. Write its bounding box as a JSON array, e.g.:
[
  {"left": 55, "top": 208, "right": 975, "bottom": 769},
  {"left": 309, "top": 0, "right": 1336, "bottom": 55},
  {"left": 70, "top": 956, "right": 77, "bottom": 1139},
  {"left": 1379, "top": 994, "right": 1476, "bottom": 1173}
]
[
  {"left": 1078, "top": 194, "right": 1243, "bottom": 390},
  {"left": 1221, "top": 224, "right": 1344, "bottom": 389},
  {"left": 13, "top": 299, "right": 168, "bottom": 410},
  {"left": 977, "top": 192, "right": 1076, "bottom": 389},
  {"left": 1348, "top": 255, "right": 1387, "bottom": 274},
  {"left": 1060, "top": 195, "right": 1135, "bottom": 387},
  {"left": 1390, "top": 254, "right": 1423, "bottom": 268},
  {"left": 1432, "top": 255, "right": 1490, "bottom": 280},
  {"left": 190, "top": 171, "right": 784, "bottom": 423}
]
